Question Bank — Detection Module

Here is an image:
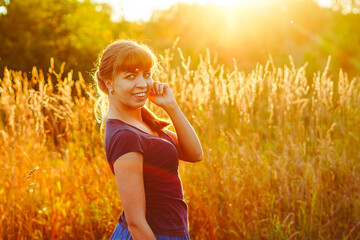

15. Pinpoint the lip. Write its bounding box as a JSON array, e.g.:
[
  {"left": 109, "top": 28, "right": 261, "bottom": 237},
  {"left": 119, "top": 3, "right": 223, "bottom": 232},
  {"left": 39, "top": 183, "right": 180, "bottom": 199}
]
[{"left": 132, "top": 92, "right": 148, "bottom": 100}]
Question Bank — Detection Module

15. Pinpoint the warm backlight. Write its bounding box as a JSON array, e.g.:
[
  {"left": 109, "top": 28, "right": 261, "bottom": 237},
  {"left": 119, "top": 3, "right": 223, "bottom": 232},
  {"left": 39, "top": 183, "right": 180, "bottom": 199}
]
[{"left": 194, "top": 0, "right": 252, "bottom": 7}]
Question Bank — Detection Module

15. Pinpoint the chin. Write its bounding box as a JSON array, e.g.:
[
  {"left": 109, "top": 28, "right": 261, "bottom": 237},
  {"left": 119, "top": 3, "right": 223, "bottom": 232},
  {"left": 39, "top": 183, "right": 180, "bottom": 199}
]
[{"left": 132, "top": 101, "right": 147, "bottom": 109}]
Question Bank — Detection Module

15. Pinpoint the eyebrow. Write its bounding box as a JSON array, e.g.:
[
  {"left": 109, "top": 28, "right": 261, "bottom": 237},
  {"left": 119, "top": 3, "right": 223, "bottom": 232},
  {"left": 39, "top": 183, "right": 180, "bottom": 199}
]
[{"left": 124, "top": 69, "right": 151, "bottom": 74}]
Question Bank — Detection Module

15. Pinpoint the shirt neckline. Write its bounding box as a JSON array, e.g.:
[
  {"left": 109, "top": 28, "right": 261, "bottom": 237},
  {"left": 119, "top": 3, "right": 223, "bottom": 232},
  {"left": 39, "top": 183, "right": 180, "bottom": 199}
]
[{"left": 106, "top": 118, "right": 162, "bottom": 138}]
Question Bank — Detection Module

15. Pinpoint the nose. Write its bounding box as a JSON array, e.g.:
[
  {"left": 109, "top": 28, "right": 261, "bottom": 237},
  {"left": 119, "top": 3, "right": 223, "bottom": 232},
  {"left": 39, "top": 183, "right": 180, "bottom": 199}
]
[{"left": 135, "top": 75, "right": 148, "bottom": 88}]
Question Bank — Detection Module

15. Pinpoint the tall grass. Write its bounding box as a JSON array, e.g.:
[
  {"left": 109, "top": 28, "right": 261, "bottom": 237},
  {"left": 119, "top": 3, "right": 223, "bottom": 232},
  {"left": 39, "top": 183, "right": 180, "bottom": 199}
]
[{"left": 0, "top": 48, "right": 359, "bottom": 239}]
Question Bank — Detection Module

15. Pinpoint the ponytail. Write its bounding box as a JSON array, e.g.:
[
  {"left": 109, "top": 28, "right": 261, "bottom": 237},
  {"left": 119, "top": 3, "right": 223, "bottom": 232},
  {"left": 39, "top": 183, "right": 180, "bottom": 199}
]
[{"left": 141, "top": 106, "right": 170, "bottom": 132}]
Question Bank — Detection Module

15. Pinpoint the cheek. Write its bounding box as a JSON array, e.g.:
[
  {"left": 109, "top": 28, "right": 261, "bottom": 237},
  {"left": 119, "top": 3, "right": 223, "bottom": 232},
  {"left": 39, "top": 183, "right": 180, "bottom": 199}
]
[{"left": 147, "top": 78, "right": 154, "bottom": 89}]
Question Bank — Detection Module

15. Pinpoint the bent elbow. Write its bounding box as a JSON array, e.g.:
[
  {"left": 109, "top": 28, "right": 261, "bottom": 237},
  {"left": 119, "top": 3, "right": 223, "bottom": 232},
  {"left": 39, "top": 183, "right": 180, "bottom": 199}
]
[
  {"left": 192, "top": 152, "right": 203, "bottom": 162},
  {"left": 127, "top": 218, "right": 147, "bottom": 233},
  {"left": 181, "top": 149, "right": 203, "bottom": 162}
]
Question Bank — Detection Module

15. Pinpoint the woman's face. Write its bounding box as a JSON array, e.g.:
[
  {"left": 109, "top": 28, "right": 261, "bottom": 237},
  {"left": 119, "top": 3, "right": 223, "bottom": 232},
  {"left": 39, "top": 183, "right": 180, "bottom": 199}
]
[{"left": 111, "top": 68, "right": 153, "bottom": 109}]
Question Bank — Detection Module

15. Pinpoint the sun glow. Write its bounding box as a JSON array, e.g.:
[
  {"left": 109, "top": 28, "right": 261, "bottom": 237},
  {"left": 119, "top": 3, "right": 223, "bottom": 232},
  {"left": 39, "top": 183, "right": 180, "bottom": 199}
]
[
  {"left": 192, "top": 0, "right": 250, "bottom": 7},
  {"left": 98, "top": 0, "right": 334, "bottom": 22},
  {"left": 196, "top": 0, "right": 333, "bottom": 8},
  {"left": 317, "top": 0, "right": 332, "bottom": 7},
  {"left": 96, "top": 0, "right": 254, "bottom": 22}
]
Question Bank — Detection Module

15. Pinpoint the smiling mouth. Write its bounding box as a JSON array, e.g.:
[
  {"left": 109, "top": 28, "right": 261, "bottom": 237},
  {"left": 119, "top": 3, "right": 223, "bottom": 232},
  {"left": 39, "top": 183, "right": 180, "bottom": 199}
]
[{"left": 133, "top": 92, "right": 147, "bottom": 97}]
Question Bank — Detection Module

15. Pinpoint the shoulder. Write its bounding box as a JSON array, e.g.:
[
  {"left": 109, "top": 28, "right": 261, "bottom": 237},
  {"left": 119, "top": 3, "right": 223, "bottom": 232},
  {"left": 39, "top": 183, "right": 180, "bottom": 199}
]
[
  {"left": 110, "top": 129, "right": 142, "bottom": 143},
  {"left": 105, "top": 127, "right": 144, "bottom": 152},
  {"left": 106, "top": 129, "right": 145, "bottom": 164}
]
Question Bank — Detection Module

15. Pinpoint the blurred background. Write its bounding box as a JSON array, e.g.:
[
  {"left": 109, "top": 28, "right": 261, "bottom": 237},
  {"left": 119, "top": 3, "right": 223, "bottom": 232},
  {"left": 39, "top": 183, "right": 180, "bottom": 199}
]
[
  {"left": 0, "top": 0, "right": 359, "bottom": 80},
  {"left": 1, "top": 1, "right": 360, "bottom": 239}
]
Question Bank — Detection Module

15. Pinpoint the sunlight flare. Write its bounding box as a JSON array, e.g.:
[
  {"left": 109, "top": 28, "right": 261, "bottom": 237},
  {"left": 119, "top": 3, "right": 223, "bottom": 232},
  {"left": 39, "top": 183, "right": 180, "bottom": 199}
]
[{"left": 194, "top": 0, "right": 250, "bottom": 7}]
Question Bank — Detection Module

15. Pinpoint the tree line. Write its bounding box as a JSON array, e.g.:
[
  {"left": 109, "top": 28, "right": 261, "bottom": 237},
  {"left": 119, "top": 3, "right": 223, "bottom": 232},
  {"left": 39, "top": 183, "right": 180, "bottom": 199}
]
[{"left": 0, "top": 0, "right": 359, "bottom": 81}]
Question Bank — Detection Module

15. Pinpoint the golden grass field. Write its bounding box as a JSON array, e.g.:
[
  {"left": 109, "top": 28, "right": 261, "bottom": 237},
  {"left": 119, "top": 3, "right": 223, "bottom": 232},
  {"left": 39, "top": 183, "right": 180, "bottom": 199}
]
[{"left": 0, "top": 47, "right": 359, "bottom": 239}]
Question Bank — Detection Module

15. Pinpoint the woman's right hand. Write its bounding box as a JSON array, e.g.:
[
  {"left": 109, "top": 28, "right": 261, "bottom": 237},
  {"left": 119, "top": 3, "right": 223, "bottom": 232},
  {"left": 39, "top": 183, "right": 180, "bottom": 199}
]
[{"left": 148, "top": 81, "right": 177, "bottom": 111}]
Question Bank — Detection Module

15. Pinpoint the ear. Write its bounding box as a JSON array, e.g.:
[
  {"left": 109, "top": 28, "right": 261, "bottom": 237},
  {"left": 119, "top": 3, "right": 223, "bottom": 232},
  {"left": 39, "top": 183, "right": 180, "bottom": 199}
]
[{"left": 105, "top": 80, "right": 113, "bottom": 91}]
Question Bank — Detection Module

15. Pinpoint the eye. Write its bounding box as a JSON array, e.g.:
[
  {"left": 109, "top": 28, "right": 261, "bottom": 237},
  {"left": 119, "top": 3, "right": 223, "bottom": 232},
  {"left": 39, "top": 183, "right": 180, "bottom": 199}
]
[
  {"left": 126, "top": 74, "right": 136, "bottom": 80},
  {"left": 144, "top": 72, "right": 151, "bottom": 78}
]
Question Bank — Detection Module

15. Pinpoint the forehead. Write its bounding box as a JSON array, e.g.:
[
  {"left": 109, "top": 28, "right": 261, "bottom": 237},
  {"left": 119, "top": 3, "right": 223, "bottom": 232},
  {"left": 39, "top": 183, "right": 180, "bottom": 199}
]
[
  {"left": 124, "top": 68, "right": 151, "bottom": 73},
  {"left": 115, "top": 48, "right": 154, "bottom": 74},
  {"left": 116, "top": 68, "right": 151, "bottom": 77}
]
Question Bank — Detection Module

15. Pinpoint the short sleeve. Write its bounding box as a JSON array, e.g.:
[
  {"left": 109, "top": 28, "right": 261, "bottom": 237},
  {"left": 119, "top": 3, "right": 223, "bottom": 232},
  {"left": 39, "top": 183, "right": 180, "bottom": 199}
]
[{"left": 106, "top": 130, "right": 144, "bottom": 174}]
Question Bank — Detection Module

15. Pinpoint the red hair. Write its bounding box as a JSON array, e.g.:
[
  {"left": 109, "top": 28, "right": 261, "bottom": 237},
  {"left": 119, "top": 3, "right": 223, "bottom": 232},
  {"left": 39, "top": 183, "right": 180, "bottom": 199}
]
[{"left": 94, "top": 40, "right": 170, "bottom": 132}]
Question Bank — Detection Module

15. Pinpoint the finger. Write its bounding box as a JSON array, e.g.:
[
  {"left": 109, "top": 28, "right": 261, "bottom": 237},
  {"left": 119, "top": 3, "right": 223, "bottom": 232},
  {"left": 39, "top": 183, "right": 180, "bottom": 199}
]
[
  {"left": 150, "top": 81, "right": 155, "bottom": 93},
  {"left": 150, "top": 83, "right": 155, "bottom": 94},
  {"left": 154, "top": 81, "right": 160, "bottom": 94},
  {"left": 151, "top": 81, "right": 156, "bottom": 94},
  {"left": 159, "top": 83, "right": 164, "bottom": 94}
]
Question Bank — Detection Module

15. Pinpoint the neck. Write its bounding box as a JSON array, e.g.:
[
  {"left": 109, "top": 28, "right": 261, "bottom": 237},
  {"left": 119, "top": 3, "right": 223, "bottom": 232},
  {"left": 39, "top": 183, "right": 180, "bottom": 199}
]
[{"left": 107, "top": 101, "right": 143, "bottom": 124}]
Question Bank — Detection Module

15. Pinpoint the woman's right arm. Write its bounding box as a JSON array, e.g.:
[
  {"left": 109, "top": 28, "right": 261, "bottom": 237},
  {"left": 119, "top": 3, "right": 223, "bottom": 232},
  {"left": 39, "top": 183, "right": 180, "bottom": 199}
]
[{"left": 113, "top": 151, "right": 156, "bottom": 240}]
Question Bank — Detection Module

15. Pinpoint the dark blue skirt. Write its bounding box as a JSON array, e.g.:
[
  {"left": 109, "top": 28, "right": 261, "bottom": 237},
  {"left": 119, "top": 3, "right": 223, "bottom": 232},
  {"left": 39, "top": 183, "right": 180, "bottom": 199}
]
[{"left": 109, "top": 223, "right": 190, "bottom": 240}]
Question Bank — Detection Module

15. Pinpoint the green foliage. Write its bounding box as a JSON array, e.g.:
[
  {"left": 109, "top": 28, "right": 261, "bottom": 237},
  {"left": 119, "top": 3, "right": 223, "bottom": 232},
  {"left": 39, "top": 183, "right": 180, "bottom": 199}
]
[
  {"left": 0, "top": 0, "right": 360, "bottom": 82},
  {"left": 0, "top": 0, "right": 116, "bottom": 77}
]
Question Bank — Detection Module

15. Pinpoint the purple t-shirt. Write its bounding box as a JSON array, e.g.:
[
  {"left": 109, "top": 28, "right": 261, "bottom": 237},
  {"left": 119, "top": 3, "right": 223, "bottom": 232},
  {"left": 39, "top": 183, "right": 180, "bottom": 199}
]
[{"left": 104, "top": 118, "right": 188, "bottom": 236}]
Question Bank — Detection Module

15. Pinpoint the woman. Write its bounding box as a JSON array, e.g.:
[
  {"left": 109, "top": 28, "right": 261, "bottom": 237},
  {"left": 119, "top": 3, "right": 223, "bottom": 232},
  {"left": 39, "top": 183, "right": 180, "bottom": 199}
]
[{"left": 94, "top": 40, "right": 203, "bottom": 240}]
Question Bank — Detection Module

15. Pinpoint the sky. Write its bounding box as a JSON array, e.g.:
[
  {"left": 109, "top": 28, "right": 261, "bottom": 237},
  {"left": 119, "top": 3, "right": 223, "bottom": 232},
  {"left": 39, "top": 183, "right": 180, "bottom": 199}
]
[{"left": 94, "top": 0, "right": 333, "bottom": 22}]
